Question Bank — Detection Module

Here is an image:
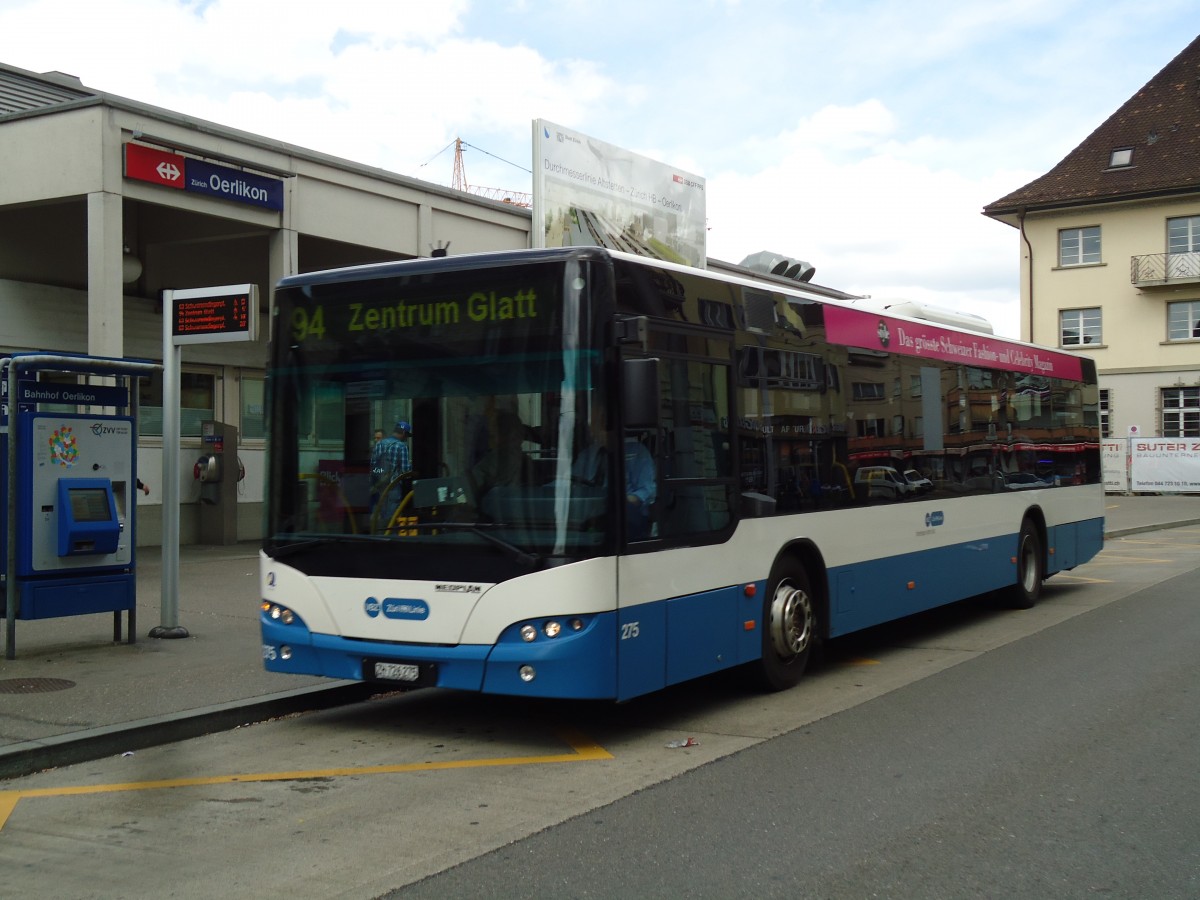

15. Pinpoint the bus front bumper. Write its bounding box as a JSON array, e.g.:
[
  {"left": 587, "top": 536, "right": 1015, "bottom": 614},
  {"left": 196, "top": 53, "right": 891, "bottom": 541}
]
[{"left": 261, "top": 611, "right": 618, "bottom": 699}]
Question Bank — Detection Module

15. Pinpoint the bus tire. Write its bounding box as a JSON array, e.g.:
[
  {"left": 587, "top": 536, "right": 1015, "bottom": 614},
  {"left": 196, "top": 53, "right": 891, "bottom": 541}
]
[
  {"left": 756, "top": 559, "right": 819, "bottom": 691},
  {"left": 1008, "top": 519, "right": 1043, "bottom": 609}
]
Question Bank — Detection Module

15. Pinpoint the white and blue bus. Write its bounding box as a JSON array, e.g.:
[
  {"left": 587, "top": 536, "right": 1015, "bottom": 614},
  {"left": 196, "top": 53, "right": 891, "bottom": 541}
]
[{"left": 260, "top": 247, "right": 1104, "bottom": 699}]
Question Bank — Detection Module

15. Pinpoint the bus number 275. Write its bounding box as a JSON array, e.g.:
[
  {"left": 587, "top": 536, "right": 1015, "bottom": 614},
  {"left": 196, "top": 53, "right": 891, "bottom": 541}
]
[{"left": 621, "top": 621, "right": 640, "bottom": 640}]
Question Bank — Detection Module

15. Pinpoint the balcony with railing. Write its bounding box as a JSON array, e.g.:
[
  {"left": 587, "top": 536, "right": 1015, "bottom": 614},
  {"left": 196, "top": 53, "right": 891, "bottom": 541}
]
[{"left": 1131, "top": 251, "right": 1200, "bottom": 287}]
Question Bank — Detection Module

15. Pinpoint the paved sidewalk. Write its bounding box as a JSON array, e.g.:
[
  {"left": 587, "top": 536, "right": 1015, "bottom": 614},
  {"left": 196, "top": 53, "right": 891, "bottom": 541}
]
[
  {"left": 1099, "top": 493, "right": 1200, "bottom": 537},
  {"left": 1, "top": 494, "right": 1198, "bottom": 779},
  {"left": 0, "top": 542, "right": 374, "bottom": 778}
]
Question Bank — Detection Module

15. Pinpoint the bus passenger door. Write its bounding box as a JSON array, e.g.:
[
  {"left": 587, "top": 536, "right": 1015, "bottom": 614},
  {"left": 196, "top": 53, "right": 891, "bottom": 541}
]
[
  {"left": 616, "top": 599, "right": 666, "bottom": 700},
  {"left": 616, "top": 317, "right": 738, "bottom": 699}
]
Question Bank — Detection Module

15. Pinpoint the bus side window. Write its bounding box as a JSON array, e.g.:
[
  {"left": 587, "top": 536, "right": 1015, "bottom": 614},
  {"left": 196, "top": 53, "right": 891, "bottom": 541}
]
[{"left": 654, "top": 358, "right": 734, "bottom": 538}]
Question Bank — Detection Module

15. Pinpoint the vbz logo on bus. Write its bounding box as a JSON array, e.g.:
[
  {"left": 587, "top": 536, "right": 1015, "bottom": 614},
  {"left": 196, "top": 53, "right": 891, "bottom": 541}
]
[
  {"left": 925, "top": 511, "right": 945, "bottom": 528},
  {"left": 364, "top": 596, "right": 430, "bottom": 620}
]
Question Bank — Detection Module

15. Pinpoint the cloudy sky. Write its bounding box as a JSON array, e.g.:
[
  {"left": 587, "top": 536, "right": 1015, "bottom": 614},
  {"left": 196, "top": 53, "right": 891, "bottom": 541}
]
[{"left": 2, "top": 0, "right": 1194, "bottom": 336}]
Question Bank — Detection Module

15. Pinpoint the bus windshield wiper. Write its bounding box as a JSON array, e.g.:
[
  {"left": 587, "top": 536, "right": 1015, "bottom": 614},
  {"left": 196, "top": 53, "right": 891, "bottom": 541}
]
[
  {"left": 270, "top": 527, "right": 539, "bottom": 566},
  {"left": 465, "top": 524, "right": 540, "bottom": 567},
  {"left": 401, "top": 521, "right": 541, "bottom": 566},
  {"left": 267, "top": 534, "right": 389, "bottom": 559}
]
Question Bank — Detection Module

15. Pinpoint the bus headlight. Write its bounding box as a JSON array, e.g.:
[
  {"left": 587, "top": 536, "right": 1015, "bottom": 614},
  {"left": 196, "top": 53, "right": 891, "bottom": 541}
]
[
  {"left": 263, "top": 602, "right": 297, "bottom": 625},
  {"left": 519, "top": 665, "right": 536, "bottom": 682},
  {"left": 515, "top": 617, "right": 589, "bottom": 643}
]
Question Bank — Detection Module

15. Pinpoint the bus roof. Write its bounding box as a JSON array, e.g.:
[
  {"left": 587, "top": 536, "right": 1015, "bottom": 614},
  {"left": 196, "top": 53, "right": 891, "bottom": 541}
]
[{"left": 276, "top": 245, "right": 856, "bottom": 300}]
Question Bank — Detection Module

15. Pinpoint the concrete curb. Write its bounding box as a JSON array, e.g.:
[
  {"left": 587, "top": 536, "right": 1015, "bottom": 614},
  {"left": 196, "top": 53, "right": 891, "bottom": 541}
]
[
  {"left": 0, "top": 681, "right": 380, "bottom": 781},
  {"left": 1105, "top": 518, "right": 1200, "bottom": 539}
]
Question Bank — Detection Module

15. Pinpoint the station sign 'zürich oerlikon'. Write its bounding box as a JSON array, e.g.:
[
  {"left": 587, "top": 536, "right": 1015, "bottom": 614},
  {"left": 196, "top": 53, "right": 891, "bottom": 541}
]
[{"left": 123, "top": 142, "right": 284, "bottom": 212}]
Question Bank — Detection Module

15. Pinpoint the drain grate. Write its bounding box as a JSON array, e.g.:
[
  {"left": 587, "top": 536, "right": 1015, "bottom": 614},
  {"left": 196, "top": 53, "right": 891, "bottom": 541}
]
[{"left": 0, "top": 677, "right": 76, "bottom": 694}]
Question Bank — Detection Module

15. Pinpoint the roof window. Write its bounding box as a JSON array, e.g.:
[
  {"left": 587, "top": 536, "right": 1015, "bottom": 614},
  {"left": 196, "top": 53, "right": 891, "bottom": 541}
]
[{"left": 1109, "top": 147, "right": 1134, "bottom": 168}]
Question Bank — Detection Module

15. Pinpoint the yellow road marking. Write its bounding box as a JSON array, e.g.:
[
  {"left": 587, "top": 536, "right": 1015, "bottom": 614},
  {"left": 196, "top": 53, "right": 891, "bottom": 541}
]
[
  {"left": 0, "top": 728, "right": 611, "bottom": 832},
  {"left": 1092, "top": 557, "right": 1174, "bottom": 565},
  {"left": 1050, "top": 573, "right": 1111, "bottom": 584},
  {"left": 0, "top": 793, "right": 18, "bottom": 830},
  {"left": 844, "top": 657, "right": 881, "bottom": 666}
]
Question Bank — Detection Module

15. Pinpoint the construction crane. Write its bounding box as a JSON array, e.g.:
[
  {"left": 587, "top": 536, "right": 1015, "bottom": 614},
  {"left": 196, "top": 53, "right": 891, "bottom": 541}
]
[{"left": 452, "top": 138, "right": 532, "bottom": 208}]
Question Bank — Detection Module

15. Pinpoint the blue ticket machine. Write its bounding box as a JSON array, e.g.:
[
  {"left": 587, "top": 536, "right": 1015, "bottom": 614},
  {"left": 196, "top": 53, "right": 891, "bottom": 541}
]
[
  {"left": 3, "top": 353, "right": 155, "bottom": 659},
  {"left": 14, "top": 412, "right": 137, "bottom": 621}
]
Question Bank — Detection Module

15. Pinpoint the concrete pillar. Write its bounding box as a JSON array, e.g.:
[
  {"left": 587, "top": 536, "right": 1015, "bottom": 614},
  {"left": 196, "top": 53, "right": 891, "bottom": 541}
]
[
  {"left": 87, "top": 190, "right": 124, "bottom": 358},
  {"left": 418, "top": 202, "right": 433, "bottom": 256},
  {"left": 268, "top": 177, "right": 298, "bottom": 319},
  {"left": 268, "top": 226, "right": 298, "bottom": 331},
  {"left": 268, "top": 227, "right": 298, "bottom": 285}
]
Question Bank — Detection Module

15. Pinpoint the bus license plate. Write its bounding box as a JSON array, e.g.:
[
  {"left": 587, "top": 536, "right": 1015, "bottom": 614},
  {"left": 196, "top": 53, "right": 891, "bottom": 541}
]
[{"left": 374, "top": 661, "right": 420, "bottom": 683}]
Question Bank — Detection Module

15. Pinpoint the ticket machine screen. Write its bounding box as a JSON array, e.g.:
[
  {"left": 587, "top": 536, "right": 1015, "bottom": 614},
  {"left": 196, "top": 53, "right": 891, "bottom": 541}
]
[
  {"left": 57, "top": 478, "right": 120, "bottom": 556},
  {"left": 68, "top": 488, "right": 114, "bottom": 523}
]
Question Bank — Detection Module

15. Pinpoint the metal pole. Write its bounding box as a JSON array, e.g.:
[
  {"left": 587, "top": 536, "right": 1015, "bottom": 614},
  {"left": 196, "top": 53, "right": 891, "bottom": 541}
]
[
  {"left": 151, "top": 290, "right": 188, "bottom": 638},
  {"left": 4, "top": 358, "right": 16, "bottom": 659},
  {"left": 127, "top": 373, "right": 139, "bottom": 644}
]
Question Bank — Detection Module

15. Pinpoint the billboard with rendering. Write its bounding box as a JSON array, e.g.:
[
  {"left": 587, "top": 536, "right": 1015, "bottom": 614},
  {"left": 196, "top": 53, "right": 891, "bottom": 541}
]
[{"left": 532, "top": 119, "right": 706, "bottom": 268}]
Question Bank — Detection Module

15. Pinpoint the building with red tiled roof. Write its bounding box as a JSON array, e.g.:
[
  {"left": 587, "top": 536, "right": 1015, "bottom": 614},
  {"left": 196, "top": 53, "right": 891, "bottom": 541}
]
[{"left": 984, "top": 34, "right": 1200, "bottom": 443}]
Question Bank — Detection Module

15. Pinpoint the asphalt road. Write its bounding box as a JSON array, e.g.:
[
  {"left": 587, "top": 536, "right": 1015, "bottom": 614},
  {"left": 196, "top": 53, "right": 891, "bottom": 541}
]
[
  {"left": 2, "top": 526, "right": 1198, "bottom": 899},
  {"left": 392, "top": 559, "right": 1200, "bottom": 898}
]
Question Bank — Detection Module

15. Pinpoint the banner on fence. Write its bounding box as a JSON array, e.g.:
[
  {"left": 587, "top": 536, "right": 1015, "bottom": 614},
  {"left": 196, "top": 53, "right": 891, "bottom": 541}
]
[
  {"left": 1102, "top": 438, "right": 1200, "bottom": 493},
  {"left": 1102, "top": 440, "right": 1128, "bottom": 492},
  {"left": 1130, "top": 439, "right": 1200, "bottom": 493}
]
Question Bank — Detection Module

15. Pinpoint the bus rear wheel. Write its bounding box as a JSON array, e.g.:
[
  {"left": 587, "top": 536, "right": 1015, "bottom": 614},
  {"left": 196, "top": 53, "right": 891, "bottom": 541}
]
[
  {"left": 756, "top": 559, "right": 819, "bottom": 691},
  {"left": 1008, "top": 519, "right": 1044, "bottom": 609}
]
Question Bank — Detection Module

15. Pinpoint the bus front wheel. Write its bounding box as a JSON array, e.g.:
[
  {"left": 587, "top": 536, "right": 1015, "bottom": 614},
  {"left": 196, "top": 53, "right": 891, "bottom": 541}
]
[
  {"left": 756, "top": 559, "right": 819, "bottom": 691},
  {"left": 1008, "top": 519, "right": 1044, "bottom": 609}
]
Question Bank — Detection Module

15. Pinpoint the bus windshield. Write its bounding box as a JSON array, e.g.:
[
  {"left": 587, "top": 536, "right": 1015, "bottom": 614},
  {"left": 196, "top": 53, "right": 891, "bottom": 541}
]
[{"left": 265, "top": 255, "right": 612, "bottom": 571}]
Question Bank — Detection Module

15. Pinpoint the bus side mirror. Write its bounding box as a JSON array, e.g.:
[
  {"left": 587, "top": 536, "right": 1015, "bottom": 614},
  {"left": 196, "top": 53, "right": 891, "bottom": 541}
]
[{"left": 622, "top": 358, "right": 660, "bottom": 430}]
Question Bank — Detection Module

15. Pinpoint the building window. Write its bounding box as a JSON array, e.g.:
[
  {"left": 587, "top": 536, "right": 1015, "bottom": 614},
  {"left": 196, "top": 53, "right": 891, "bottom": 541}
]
[
  {"left": 1099, "top": 388, "right": 1111, "bottom": 438},
  {"left": 240, "top": 374, "right": 266, "bottom": 440},
  {"left": 1167, "top": 216, "right": 1200, "bottom": 254},
  {"left": 138, "top": 369, "right": 216, "bottom": 437},
  {"left": 965, "top": 367, "right": 993, "bottom": 389},
  {"left": 314, "top": 383, "right": 347, "bottom": 443},
  {"left": 856, "top": 418, "right": 886, "bottom": 438},
  {"left": 1060, "top": 308, "right": 1102, "bottom": 346},
  {"left": 1059, "top": 226, "right": 1101, "bottom": 266},
  {"left": 1109, "top": 147, "right": 1134, "bottom": 167},
  {"left": 1167, "top": 300, "right": 1200, "bottom": 341},
  {"left": 851, "top": 381, "right": 885, "bottom": 401},
  {"left": 1162, "top": 387, "right": 1200, "bottom": 437}
]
